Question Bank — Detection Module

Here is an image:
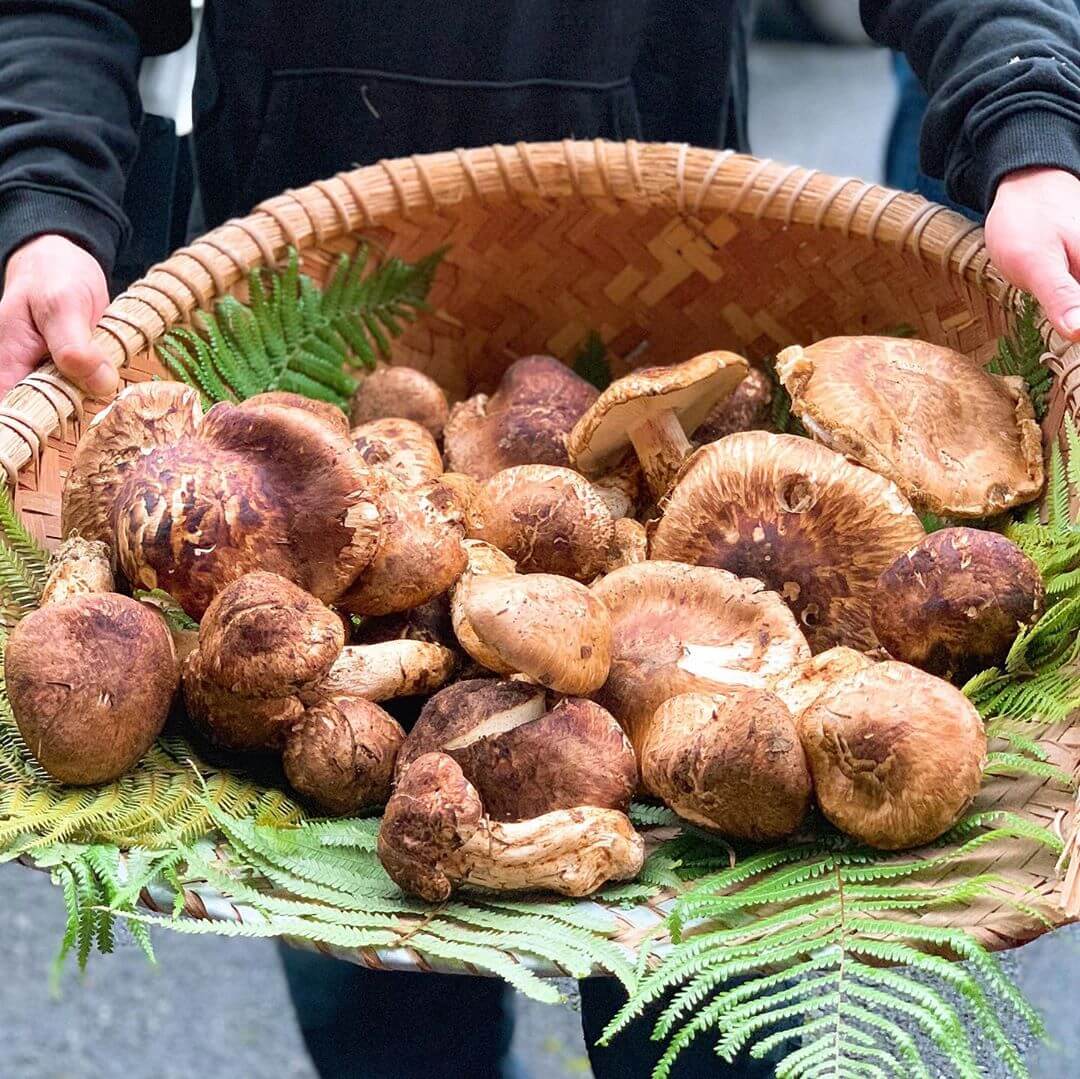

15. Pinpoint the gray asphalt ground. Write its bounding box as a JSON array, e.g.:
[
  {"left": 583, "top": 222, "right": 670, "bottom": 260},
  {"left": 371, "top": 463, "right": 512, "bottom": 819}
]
[{"left": 3, "top": 37, "right": 1079, "bottom": 1079}]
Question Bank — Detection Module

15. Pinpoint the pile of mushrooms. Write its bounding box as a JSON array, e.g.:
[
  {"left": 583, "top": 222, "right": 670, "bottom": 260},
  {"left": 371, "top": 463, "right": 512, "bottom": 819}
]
[{"left": 16, "top": 332, "right": 1048, "bottom": 900}]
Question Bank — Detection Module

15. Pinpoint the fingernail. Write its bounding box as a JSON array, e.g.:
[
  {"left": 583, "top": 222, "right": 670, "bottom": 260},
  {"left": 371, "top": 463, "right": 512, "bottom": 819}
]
[
  {"left": 1062, "top": 308, "right": 1080, "bottom": 338},
  {"left": 85, "top": 362, "right": 119, "bottom": 398}
]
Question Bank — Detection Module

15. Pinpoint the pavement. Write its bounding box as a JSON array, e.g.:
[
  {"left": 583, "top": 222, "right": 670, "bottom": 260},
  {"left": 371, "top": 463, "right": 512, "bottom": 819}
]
[{"left": 3, "top": 38, "right": 1079, "bottom": 1079}]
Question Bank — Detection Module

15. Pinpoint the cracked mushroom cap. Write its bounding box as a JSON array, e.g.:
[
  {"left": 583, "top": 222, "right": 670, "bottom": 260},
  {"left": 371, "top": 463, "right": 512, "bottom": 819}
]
[
  {"left": 239, "top": 392, "right": 349, "bottom": 437},
  {"left": 643, "top": 690, "right": 811, "bottom": 839},
  {"left": 798, "top": 661, "right": 987, "bottom": 849},
  {"left": 443, "top": 355, "right": 599, "bottom": 479},
  {"left": 350, "top": 417, "right": 444, "bottom": 488},
  {"left": 397, "top": 679, "right": 637, "bottom": 819},
  {"left": 870, "top": 527, "right": 1045, "bottom": 678},
  {"left": 648, "top": 432, "right": 926, "bottom": 651},
  {"left": 95, "top": 386, "right": 383, "bottom": 619},
  {"left": 467, "top": 465, "right": 616, "bottom": 581},
  {"left": 774, "top": 646, "right": 875, "bottom": 719},
  {"left": 453, "top": 572, "right": 612, "bottom": 695},
  {"left": 775, "top": 336, "right": 1044, "bottom": 517},
  {"left": 349, "top": 364, "right": 450, "bottom": 440},
  {"left": 592, "top": 560, "right": 810, "bottom": 756},
  {"left": 6, "top": 593, "right": 178, "bottom": 784}
]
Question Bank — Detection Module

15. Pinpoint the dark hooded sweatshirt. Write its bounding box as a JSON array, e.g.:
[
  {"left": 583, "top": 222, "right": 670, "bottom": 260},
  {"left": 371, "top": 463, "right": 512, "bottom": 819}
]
[{"left": 1, "top": 0, "right": 1080, "bottom": 278}]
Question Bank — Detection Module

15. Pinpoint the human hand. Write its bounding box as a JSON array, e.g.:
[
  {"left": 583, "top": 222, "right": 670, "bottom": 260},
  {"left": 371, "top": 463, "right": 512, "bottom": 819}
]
[
  {"left": 0, "top": 235, "right": 118, "bottom": 398},
  {"left": 985, "top": 167, "right": 1080, "bottom": 341}
]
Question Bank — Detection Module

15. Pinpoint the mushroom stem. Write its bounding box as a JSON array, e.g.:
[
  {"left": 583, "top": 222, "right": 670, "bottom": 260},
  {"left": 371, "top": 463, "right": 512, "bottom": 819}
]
[
  {"left": 308, "top": 641, "right": 456, "bottom": 703},
  {"left": 39, "top": 537, "right": 114, "bottom": 605},
  {"left": 628, "top": 410, "right": 693, "bottom": 498}
]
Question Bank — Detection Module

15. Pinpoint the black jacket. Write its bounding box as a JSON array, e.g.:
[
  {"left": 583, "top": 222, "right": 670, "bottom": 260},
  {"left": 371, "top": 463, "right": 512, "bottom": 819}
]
[{"left": 1, "top": 0, "right": 1080, "bottom": 278}]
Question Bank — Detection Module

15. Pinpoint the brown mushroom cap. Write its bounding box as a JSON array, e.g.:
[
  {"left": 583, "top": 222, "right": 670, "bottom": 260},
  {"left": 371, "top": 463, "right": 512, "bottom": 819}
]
[
  {"left": 397, "top": 679, "right": 637, "bottom": 819},
  {"left": 568, "top": 352, "right": 749, "bottom": 498},
  {"left": 239, "top": 392, "right": 349, "bottom": 437},
  {"left": 350, "top": 417, "right": 444, "bottom": 487},
  {"left": 39, "top": 536, "right": 115, "bottom": 605},
  {"left": 455, "top": 572, "right": 612, "bottom": 695},
  {"left": 443, "top": 355, "right": 599, "bottom": 479},
  {"left": 62, "top": 381, "right": 203, "bottom": 546},
  {"left": 110, "top": 395, "right": 383, "bottom": 619},
  {"left": 438, "top": 472, "right": 483, "bottom": 520},
  {"left": 798, "top": 661, "right": 987, "bottom": 849},
  {"left": 467, "top": 465, "right": 615, "bottom": 581},
  {"left": 592, "top": 560, "right": 810, "bottom": 756},
  {"left": 776, "top": 336, "right": 1044, "bottom": 517},
  {"left": 283, "top": 694, "right": 405, "bottom": 815},
  {"left": 648, "top": 432, "right": 926, "bottom": 651},
  {"left": 694, "top": 365, "right": 774, "bottom": 444},
  {"left": 336, "top": 477, "right": 466, "bottom": 616},
  {"left": 774, "top": 646, "right": 875, "bottom": 719},
  {"left": 6, "top": 593, "right": 178, "bottom": 784},
  {"left": 349, "top": 364, "right": 450, "bottom": 440},
  {"left": 642, "top": 690, "right": 811, "bottom": 839},
  {"left": 607, "top": 518, "right": 647, "bottom": 570},
  {"left": 870, "top": 528, "right": 1045, "bottom": 678}
]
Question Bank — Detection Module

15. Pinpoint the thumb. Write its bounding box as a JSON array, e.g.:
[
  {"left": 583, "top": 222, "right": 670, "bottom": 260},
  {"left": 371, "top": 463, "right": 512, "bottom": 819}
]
[{"left": 1017, "top": 249, "right": 1080, "bottom": 340}]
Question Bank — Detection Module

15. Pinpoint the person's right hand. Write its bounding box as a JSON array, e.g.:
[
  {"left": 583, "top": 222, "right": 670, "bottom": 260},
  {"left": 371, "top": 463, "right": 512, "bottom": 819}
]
[{"left": 0, "top": 234, "right": 118, "bottom": 398}]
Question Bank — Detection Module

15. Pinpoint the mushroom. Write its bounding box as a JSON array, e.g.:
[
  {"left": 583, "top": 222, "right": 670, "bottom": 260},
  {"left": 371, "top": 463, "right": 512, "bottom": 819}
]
[
  {"left": 607, "top": 518, "right": 647, "bottom": 570},
  {"left": 312, "top": 640, "right": 457, "bottom": 703},
  {"left": 38, "top": 536, "right": 115, "bottom": 605},
  {"left": 350, "top": 417, "right": 443, "bottom": 487},
  {"left": 568, "top": 351, "right": 749, "bottom": 499},
  {"left": 775, "top": 336, "right": 1044, "bottom": 517},
  {"left": 378, "top": 752, "right": 644, "bottom": 901},
  {"left": 62, "top": 381, "right": 383, "bottom": 619},
  {"left": 870, "top": 528, "right": 1045, "bottom": 678},
  {"left": 648, "top": 432, "right": 926, "bottom": 651},
  {"left": 240, "top": 392, "right": 350, "bottom": 437},
  {"left": 798, "top": 661, "right": 987, "bottom": 849},
  {"left": 351, "top": 594, "right": 456, "bottom": 649},
  {"left": 591, "top": 560, "right": 809, "bottom": 757},
  {"left": 396, "top": 679, "right": 637, "bottom": 820},
  {"left": 349, "top": 363, "right": 450, "bottom": 441},
  {"left": 5, "top": 577, "right": 178, "bottom": 785},
  {"left": 452, "top": 571, "right": 612, "bottom": 695},
  {"left": 449, "top": 539, "right": 517, "bottom": 664},
  {"left": 642, "top": 690, "right": 811, "bottom": 839},
  {"left": 694, "top": 365, "right": 775, "bottom": 444},
  {"left": 438, "top": 472, "right": 482, "bottom": 520},
  {"left": 443, "top": 355, "right": 599, "bottom": 479},
  {"left": 773, "top": 646, "right": 875, "bottom": 719}
]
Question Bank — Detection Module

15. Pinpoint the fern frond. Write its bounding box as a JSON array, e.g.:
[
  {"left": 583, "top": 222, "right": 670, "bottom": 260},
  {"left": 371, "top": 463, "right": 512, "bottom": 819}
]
[{"left": 987, "top": 294, "right": 1052, "bottom": 418}]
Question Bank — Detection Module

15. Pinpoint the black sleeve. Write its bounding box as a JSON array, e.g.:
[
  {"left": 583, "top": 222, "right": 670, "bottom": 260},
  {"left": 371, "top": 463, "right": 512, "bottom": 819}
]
[
  {"left": 0, "top": 1, "right": 170, "bottom": 278},
  {"left": 862, "top": 0, "right": 1080, "bottom": 212}
]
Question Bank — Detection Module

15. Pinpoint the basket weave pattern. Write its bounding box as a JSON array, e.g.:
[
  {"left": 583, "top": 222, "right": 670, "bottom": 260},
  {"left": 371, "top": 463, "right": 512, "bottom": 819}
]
[{"left": 3, "top": 141, "right": 1078, "bottom": 966}]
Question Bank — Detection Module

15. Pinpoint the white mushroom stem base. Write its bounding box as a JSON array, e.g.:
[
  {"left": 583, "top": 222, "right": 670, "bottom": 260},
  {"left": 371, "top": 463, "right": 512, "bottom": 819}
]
[
  {"left": 306, "top": 641, "right": 456, "bottom": 703},
  {"left": 629, "top": 410, "right": 693, "bottom": 499},
  {"left": 445, "top": 806, "right": 645, "bottom": 897}
]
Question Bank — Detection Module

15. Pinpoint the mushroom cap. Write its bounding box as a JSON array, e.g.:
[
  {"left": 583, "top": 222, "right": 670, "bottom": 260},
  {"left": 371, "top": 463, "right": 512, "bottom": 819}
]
[
  {"left": 607, "top": 517, "right": 648, "bottom": 570},
  {"left": 694, "top": 365, "right": 774, "bottom": 444},
  {"left": 398, "top": 679, "right": 637, "bottom": 820},
  {"left": 643, "top": 690, "right": 811, "bottom": 839},
  {"left": 336, "top": 477, "right": 466, "bottom": 616},
  {"left": 592, "top": 560, "right": 810, "bottom": 756},
  {"left": 455, "top": 572, "right": 612, "bottom": 694},
  {"left": 870, "top": 527, "right": 1045, "bottom": 678},
  {"left": 113, "top": 399, "right": 383, "bottom": 619},
  {"left": 776, "top": 336, "right": 1044, "bottom": 517},
  {"left": 195, "top": 571, "right": 345, "bottom": 696},
  {"left": 239, "top": 392, "right": 349, "bottom": 437},
  {"left": 648, "top": 432, "right": 926, "bottom": 651},
  {"left": 62, "top": 381, "right": 203, "bottom": 546},
  {"left": 6, "top": 593, "right": 178, "bottom": 784},
  {"left": 568, "top": 351, "right": 749, "bottom": 476},
  {"left": 350, "top": 417, "right": 444, "bottom": 487},
  {"left": 378, "top": 751, "right": 485, "bottom": 902},
  {"left": 283, "top": 694, "right": 405, "bottom": 815},
  {"left": 349, "top": 364, "right": 450, "bottom": 440},
  {"left": 798, "top": 661, "right": 987, "bottom": 849},
  {"left": 438, "top": 472, "right": 483, "bottom": 519},
  {"left": 468, "top": 465, "right": 615, "bottom": 581},
  {"left": 774, "top": 646, "right": 875, "bottom": 719},
  {"left": 443, "top": 355, "right": 599, "bottom": 479}
]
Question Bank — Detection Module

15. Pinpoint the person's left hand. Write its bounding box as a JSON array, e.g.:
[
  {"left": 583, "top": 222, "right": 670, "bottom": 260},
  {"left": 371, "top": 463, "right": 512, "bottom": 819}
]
[{"left": 985, "top": 167, "right": 1080, "bottom": 341}]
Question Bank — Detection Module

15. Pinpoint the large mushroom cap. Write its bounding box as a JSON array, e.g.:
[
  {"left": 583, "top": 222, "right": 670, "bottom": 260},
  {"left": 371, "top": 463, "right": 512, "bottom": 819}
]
[
  {"left": 6, "top": 593, "right": 178, "bottom": 784},
  {"left": 643, "top": 690, "right": 811, "bottom": 840},
  {"left": 592, "top": 560, "right": 809, "bottom": 755},
  {"left": 871, "top": 527, "right": 1045, "bottom": 678},
  {"left": 798, "top": 661, "right": 987, "bottom": 849},
  {"left": 443, "top": 355, "right": 598, "bottom": 479},
  {"left": 468, "top": 465, "right": 615, "bottom": 581},
  {"left": 239, "top": 392, "right": 349, "bottom": 437},
  {"left": 350, "top": 417, "right": 444, "bottom": 488},
  {"left": 776, "top": 336, "right": 1044, "bottom": 517},
  {"left": 349, "top": 364, "right": 450, "bottom": 440},
  {"left": 648, "top": 432, "right": 926, "bottom": 651},
  {"left": 113, "top": 399, "right": 383, "bottom": 618}
]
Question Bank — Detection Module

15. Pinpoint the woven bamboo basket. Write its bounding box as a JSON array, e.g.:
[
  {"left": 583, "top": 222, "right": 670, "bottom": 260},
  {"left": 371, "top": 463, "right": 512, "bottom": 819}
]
[{"left": 4, "top": 141, "right": 1080, "bottom": 973}]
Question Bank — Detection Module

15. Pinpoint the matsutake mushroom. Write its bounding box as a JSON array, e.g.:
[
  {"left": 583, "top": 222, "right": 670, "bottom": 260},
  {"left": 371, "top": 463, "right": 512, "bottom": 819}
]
[
  {"left": 648, "top": 432, "right": 926, "bottom": 651},
  {"left": 773, "top": 646, "right": 875, "bottom": 719},
  {"left": 38, "top": 536, "right": 114, "bottom": 605},
  {"left": 378, "top": 752, "right": 644, "bottom": 901},
  {"left": 568, "top": 351, "right": 749, "bottom": 499},
  {"left": 350, "top": 417, "right": 444, "bottom": 488},
  {"left": 797, "top": 661, "right": 987, "bottom": 849},
  {"left": 694, "top": 365, "right": 775, "bottom": 444},
  {"left": 775, "top": 336, "right": 1043, "bottom": 517},
  {"left": 240, "top": 392, "right": 350, "bottom": 437},
  {"left": 349, "top": 363, "right": 450, "bottom": 441}
]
